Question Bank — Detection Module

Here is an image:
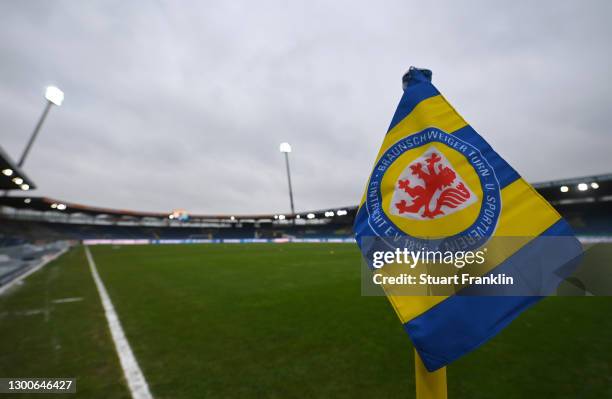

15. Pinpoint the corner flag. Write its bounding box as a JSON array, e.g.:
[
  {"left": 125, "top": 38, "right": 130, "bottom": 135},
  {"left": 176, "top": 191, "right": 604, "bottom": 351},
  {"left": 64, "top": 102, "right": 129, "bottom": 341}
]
[{"left": 353, "top": 67, "right": 582, "bottom": 372}]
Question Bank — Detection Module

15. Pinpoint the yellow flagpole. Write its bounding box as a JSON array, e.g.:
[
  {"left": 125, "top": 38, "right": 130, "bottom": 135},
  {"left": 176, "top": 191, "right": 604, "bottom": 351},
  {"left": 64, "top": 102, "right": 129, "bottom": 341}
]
[{"left": 415, "top": 349, "right": 447, "bottom": 399}]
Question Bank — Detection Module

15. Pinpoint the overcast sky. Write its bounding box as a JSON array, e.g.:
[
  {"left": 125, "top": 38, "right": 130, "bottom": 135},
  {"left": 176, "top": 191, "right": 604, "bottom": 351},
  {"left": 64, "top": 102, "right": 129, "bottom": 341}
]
[{"left": 1, "top": 0, "right": 611, "bottom": 214}]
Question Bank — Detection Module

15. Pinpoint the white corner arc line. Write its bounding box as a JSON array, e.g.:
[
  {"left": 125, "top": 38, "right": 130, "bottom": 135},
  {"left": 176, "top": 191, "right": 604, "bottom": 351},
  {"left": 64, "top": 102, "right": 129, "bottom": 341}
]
[{"left": 85, "top": 246, "right": 153, "bottom": 399}]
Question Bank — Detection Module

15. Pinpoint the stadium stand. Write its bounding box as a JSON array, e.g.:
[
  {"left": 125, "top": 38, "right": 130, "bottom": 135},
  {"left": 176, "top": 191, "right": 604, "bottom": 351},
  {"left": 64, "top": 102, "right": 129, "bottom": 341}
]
[
  {"left": 0, "top": 241, "right": 69, "bottom": 291},
  {"left": 532, "top": 174, "right": 612, "bottom": 237},
  {"left": 0, "top": 174, "right": 610, "bottom": 242}
]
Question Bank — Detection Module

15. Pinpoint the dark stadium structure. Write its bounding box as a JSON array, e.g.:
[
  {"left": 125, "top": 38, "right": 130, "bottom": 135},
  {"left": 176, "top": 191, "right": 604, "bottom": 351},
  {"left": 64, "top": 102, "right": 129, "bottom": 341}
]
[
  {"left": 0, "top": 145, "right": 36, "bottom": 191},
  {"left": 0, "top": 174, "right": 611, "bottom": 243},
  {"left": 0, "top": 194, "right": 356, "bottom": 242},
  {"left": 532, "top": 174, "right": 612, "bottom": 236}
]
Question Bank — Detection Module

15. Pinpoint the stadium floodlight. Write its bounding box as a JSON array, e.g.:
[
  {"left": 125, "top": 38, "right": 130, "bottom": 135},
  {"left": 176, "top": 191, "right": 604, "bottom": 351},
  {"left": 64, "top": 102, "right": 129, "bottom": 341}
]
[
  {"left": 279, "top": 142, "right": 295, "bottom": 217},
  {"left": 279, "top": 142, "right": 292, "bottom": 153},
  {"left": 306, "top": 213, "right": 315, "bottom": 219},
  {"left": 57, "top": 203, "right": 66, "bottom": 210},
  {"left": 337, "top": 209, "right": 348, "bottom": 216},
  {"left": 591, "top": 182, "right": 599, "bottom": 189},
  {"left": 2, "top": 168, "right": 13, "bottom": 176},
  {"left": 577, "top": 183, "right": 588, "bottom": 191},
  {"left": 230, "top": 216, "right": 236, "bottom": 221},
  {"left": 20, "top": 184, "right": 29, "bottom": 191},
  {"left": 296, "top": 215, "right": 301, "bottom": 219},
  {"left": 51, "top": 203, "right": 57, "bottom": 209},
  {"left": 12, "top": 177, "right": 23, "bottom": 185},
  {"left": 45, "top": 86, "right": 64, "bottom": 106},
  {"left": 325, "top": 211, "right": 335, "bottom": 217},
  {"left": 278, "top": 214, "right": 286, "bottom": 220},
  {"left": 24, "top": 198, "right": 31, "bottom": 204},
  {"left": 17, "top": 85, "right": 64, "bottom": 168},
  {"left": 560, "top": 185, "right": 569, "bottom": 193}
]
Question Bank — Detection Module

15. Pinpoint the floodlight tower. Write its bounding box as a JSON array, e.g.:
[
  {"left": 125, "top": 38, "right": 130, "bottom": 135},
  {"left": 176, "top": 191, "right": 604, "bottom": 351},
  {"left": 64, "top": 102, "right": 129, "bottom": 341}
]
[
  {"left": 18, "top": 86, "right": 64, "bottom": 167},
  {"left": 279, "top": 142, "right": 295, "bottom": 215}
]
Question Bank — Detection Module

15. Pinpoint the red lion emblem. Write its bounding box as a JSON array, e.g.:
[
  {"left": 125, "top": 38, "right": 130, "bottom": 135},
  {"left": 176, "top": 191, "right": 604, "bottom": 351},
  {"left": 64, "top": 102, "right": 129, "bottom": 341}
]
[{"left": 395, "top": 152, "right": 471, "bottom": 219}]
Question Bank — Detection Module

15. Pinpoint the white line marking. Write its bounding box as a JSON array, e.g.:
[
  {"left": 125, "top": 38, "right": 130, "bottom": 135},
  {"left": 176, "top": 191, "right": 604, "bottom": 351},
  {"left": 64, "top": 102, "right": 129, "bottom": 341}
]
[
  {"left": 0, "top": 248, "right": 69, "bottom": 296},
  {"left": 52, "top": 297, "right": 83, "bottom": 304},
  {"left": 85, "top": 246, "right": 153, "bottom": 399},
  {"left": 17, "top": 309, "right": 45, "bottom": 316}
]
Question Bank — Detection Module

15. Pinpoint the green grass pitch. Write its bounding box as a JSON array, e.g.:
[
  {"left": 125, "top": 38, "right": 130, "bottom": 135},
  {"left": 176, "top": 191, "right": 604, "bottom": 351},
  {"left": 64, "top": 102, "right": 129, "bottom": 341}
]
[{"left": 0, "top": 243, "right": 610, "bottom": 398}]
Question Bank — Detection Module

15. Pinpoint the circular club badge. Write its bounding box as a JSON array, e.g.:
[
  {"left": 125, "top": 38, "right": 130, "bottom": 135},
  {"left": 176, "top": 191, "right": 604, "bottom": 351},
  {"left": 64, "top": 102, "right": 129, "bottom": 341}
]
[{"left": 365, "top": 127, "right": 501, "bottom": 251}]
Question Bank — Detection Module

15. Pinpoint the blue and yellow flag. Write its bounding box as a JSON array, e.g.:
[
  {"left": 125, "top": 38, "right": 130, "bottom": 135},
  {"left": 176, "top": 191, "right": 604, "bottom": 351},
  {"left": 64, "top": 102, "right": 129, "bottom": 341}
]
[{"left": 353, "top": 67, "right": 582, "bottom": 371}]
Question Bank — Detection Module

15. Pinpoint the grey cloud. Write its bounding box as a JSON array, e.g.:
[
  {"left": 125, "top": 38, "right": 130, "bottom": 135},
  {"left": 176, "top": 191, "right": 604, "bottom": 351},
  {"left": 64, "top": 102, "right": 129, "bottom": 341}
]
[{"left": 1, "top": 0, "right": 611, "bottom": 214}]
